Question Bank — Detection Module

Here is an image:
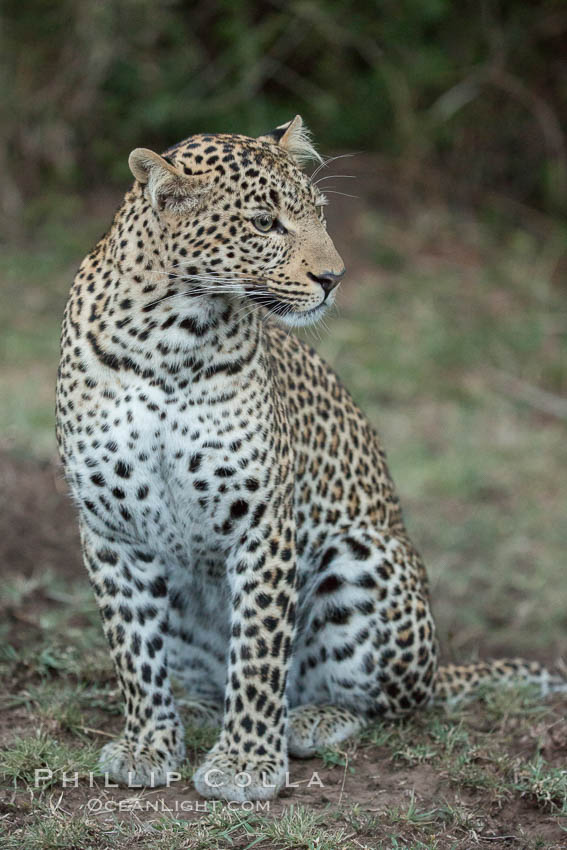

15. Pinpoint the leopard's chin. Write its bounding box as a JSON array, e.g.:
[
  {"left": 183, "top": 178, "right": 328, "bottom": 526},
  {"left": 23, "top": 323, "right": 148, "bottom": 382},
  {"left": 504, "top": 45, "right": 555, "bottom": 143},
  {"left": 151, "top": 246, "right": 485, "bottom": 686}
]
[{"left": 275, "top": 302, "right": 330, "bottom": 327}]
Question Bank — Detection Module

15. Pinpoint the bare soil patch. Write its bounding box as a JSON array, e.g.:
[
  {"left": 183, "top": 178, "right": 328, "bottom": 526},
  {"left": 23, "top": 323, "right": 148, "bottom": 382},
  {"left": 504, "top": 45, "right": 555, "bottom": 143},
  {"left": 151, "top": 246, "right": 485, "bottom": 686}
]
[{"left": 0, "top": 452, "right": 81, "bottom": 582}]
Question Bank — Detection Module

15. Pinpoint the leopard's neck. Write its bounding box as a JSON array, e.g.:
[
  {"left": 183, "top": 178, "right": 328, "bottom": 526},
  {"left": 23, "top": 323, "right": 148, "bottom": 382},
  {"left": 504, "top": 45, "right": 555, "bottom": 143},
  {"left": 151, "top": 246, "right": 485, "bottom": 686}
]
[{"left": 61, "top": 244, "right": 267, "bottom": 398}]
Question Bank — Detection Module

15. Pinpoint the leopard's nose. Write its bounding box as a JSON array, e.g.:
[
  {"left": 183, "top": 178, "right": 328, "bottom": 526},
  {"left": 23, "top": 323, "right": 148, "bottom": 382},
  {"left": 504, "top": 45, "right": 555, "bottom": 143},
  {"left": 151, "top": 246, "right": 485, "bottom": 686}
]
[{"left": 308, "top": 268, "right": 346, "bottom": 297}]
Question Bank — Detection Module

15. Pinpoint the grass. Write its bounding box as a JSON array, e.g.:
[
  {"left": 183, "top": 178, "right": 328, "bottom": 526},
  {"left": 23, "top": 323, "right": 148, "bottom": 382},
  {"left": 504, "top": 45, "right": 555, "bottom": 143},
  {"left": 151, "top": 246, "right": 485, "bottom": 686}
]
[
  {"left": 0, "top": 805, "right": 362, "bottom": 850},
  {"left": 1, "top": 731, "right": 100, "bottom": 789},
  {"left": 512, "top": 757, "right": 567, "bottom": 814},
  {"left": 1, "top": 191, "right": 567, "bottom": 847}
]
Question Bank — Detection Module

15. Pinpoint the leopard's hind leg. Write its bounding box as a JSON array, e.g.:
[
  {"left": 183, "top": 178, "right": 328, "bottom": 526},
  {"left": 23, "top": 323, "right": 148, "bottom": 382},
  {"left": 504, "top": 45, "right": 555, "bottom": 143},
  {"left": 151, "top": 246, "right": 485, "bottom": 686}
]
[{"left": 288, "top": 528, "right": 437, "bottom": 756}]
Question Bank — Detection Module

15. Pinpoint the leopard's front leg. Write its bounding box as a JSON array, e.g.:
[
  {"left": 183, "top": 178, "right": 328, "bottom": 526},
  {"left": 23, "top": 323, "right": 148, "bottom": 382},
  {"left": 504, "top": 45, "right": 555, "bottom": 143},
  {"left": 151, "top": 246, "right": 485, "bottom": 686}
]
[
  {"left": 80, "top": 522, "right": 185, "bottom": 786},
  {"left": 193, "top": 490, "right": 297, "bottom": 802}
]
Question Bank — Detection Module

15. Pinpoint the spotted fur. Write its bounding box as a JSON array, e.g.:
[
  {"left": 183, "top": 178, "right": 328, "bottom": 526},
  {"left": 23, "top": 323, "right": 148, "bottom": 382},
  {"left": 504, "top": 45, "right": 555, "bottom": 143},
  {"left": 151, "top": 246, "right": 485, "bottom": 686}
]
[{"left": 56, "top": 116, "right": 566, "bottom": 801}]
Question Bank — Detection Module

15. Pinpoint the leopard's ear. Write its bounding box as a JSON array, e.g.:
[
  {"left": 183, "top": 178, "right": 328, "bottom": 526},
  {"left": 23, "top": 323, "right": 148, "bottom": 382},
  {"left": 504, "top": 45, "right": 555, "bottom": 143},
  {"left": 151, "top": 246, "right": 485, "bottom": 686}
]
[
  {"left": 257, "top": 116, "right": 321, "bottom": 166},
  {"left": 128, "top": 148, "right": 211, "bottom": 214}
]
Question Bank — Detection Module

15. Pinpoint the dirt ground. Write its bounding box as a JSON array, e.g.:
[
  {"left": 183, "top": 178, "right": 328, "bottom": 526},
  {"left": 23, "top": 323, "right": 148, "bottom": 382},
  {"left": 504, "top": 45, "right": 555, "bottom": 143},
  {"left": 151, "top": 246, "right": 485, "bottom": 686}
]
[{"left": 0, "top": 452, "right": 81, "bottom": 584}]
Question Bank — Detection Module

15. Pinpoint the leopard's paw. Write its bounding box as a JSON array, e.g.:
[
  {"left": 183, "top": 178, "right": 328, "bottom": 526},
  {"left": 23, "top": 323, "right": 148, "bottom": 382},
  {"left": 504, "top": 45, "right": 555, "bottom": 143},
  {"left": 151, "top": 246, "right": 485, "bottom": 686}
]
[
  {"left": 99, "top": 727, "right": 186, "bottom": 786},
  {"left": 288, "top": 704, "right": 363, "bottom": 758},
  {"left": 193, "top": 746, "right": 287, "bottom": 802}
]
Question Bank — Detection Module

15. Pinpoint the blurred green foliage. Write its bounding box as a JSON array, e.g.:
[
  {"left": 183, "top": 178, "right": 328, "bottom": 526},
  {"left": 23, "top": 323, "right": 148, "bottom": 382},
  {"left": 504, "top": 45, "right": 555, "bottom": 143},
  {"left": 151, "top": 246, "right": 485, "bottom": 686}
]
[{"left": 1, "top": 0, "right": 566, "bottom": 228}]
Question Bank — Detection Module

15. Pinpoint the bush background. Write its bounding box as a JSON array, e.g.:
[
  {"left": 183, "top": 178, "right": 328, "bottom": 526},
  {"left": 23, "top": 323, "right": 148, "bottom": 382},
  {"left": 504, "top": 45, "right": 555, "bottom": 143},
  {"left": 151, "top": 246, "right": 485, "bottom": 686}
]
[{"left": 3, "top": 0, "right": 567, "bottom": 233}]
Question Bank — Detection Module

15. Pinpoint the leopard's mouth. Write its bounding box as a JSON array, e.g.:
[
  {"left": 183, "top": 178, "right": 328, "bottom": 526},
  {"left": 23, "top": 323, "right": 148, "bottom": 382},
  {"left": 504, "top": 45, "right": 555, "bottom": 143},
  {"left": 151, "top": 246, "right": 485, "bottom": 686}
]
[{"left": 246, "top": 290, "right": 330, "bottom": 326}]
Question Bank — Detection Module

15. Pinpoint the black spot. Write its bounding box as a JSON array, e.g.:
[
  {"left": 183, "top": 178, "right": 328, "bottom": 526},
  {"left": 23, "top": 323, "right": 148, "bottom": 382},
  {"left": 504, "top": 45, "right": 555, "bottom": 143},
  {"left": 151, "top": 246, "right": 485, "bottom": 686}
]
[
  {"left": 334, "top": 643, "right": 355, "bottom": 661},
  {"left": 134, "top": 550, "right": 154, "bottom": 563},
  {"left": 230, "top": 499, "right": 249, "bottom": 519},
  {"left": 319, "top": 546, "right": 338, "bottom": 571},
  {"left": 251, "top": 503, "right": 266, "bottom": 527},
  {"left": 150, "top": 635, "right": 163, "bottom": 652},
  {"left": 115, "top": 460, "right": 132, "bottom": 478},
  {"left": 317, "top": 574, "right": 343, "bottom": 595},
  {"left": 160, "top": 313, "right": 178, "bottom": 330},
  {"left": 346, "top": 537, "right": 371, "bottom": 560},
  {"left": 97, "top": 548, "right": 118, "bottom": 565},
  {"left": 188, "top": 453, "right": 202, "bottom": 473},
  {"left": 356, "top": 572, "right": 376, "bottom": 589},
  {"left": 327, "top": 606, "right": 351, "bottom": 626},
  {"left": 256, "top": 592, "right": 272, "bottom": 609},
  {"left": 103, "top": 577, "right": 118, "bottom": 596},
  {"left": 179, "top": 316, "right": 210, "bottom": 336},
  {"left": 149, "top": 577, "right": 167, "bottom": 597},
  {"left": 119, "top": 604, "right": 133, "bottom": 623}
]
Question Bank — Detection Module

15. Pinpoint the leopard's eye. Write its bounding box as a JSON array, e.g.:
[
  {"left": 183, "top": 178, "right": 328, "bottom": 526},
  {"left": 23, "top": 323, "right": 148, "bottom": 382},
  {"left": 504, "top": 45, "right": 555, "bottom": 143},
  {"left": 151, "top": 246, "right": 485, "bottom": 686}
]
[{"left": 253, "top": 213, "right": 275, "bottom": 233}]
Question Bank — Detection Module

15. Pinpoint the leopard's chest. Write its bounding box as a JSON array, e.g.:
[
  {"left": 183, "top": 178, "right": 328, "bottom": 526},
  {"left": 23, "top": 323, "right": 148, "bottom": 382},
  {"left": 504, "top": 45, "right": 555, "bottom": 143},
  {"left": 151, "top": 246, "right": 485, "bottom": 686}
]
[{"left": 64, "top": 376, "right": 273, "bottom": 562}]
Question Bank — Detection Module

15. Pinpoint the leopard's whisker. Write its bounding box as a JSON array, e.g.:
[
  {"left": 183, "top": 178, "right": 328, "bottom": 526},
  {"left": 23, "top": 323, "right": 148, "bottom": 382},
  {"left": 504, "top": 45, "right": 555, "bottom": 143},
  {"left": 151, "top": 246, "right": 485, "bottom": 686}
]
[
  {"left": 145, "top": 281, "right": 254, "bottom": 303},
  {"left": 145, "top": 288, "right": 247, "bottom": 309},
  {"left": 318, "top": 189, "right": 359, "bottom": 199},
  {"left": 309, "top": 152, "right": 356, "bottom": 183},
  {"left": 313, "top": 174, "right": 356, "bottom": 185}
]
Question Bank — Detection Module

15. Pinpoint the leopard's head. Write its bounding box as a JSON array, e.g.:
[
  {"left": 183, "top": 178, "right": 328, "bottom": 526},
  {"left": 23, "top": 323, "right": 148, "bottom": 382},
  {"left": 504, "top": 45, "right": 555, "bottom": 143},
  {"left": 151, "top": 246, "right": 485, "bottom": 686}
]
[{"left": 128, "top": 116, "right": 345, "bottom": 327}]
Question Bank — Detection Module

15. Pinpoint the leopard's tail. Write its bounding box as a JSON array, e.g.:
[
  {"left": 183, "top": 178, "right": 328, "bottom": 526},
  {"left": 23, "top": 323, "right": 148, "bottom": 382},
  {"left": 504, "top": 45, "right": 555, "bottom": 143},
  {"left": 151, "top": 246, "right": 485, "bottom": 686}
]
[{"left": 433, "top": 658, "right": 567, "bottom": 705}]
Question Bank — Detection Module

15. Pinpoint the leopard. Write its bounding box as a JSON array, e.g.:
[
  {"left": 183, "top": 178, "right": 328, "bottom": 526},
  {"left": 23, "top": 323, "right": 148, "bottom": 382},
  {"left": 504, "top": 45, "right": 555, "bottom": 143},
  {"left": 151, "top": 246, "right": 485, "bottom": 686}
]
[{"left": 56, "top": 116, "right": 566, "bottom": 802}]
